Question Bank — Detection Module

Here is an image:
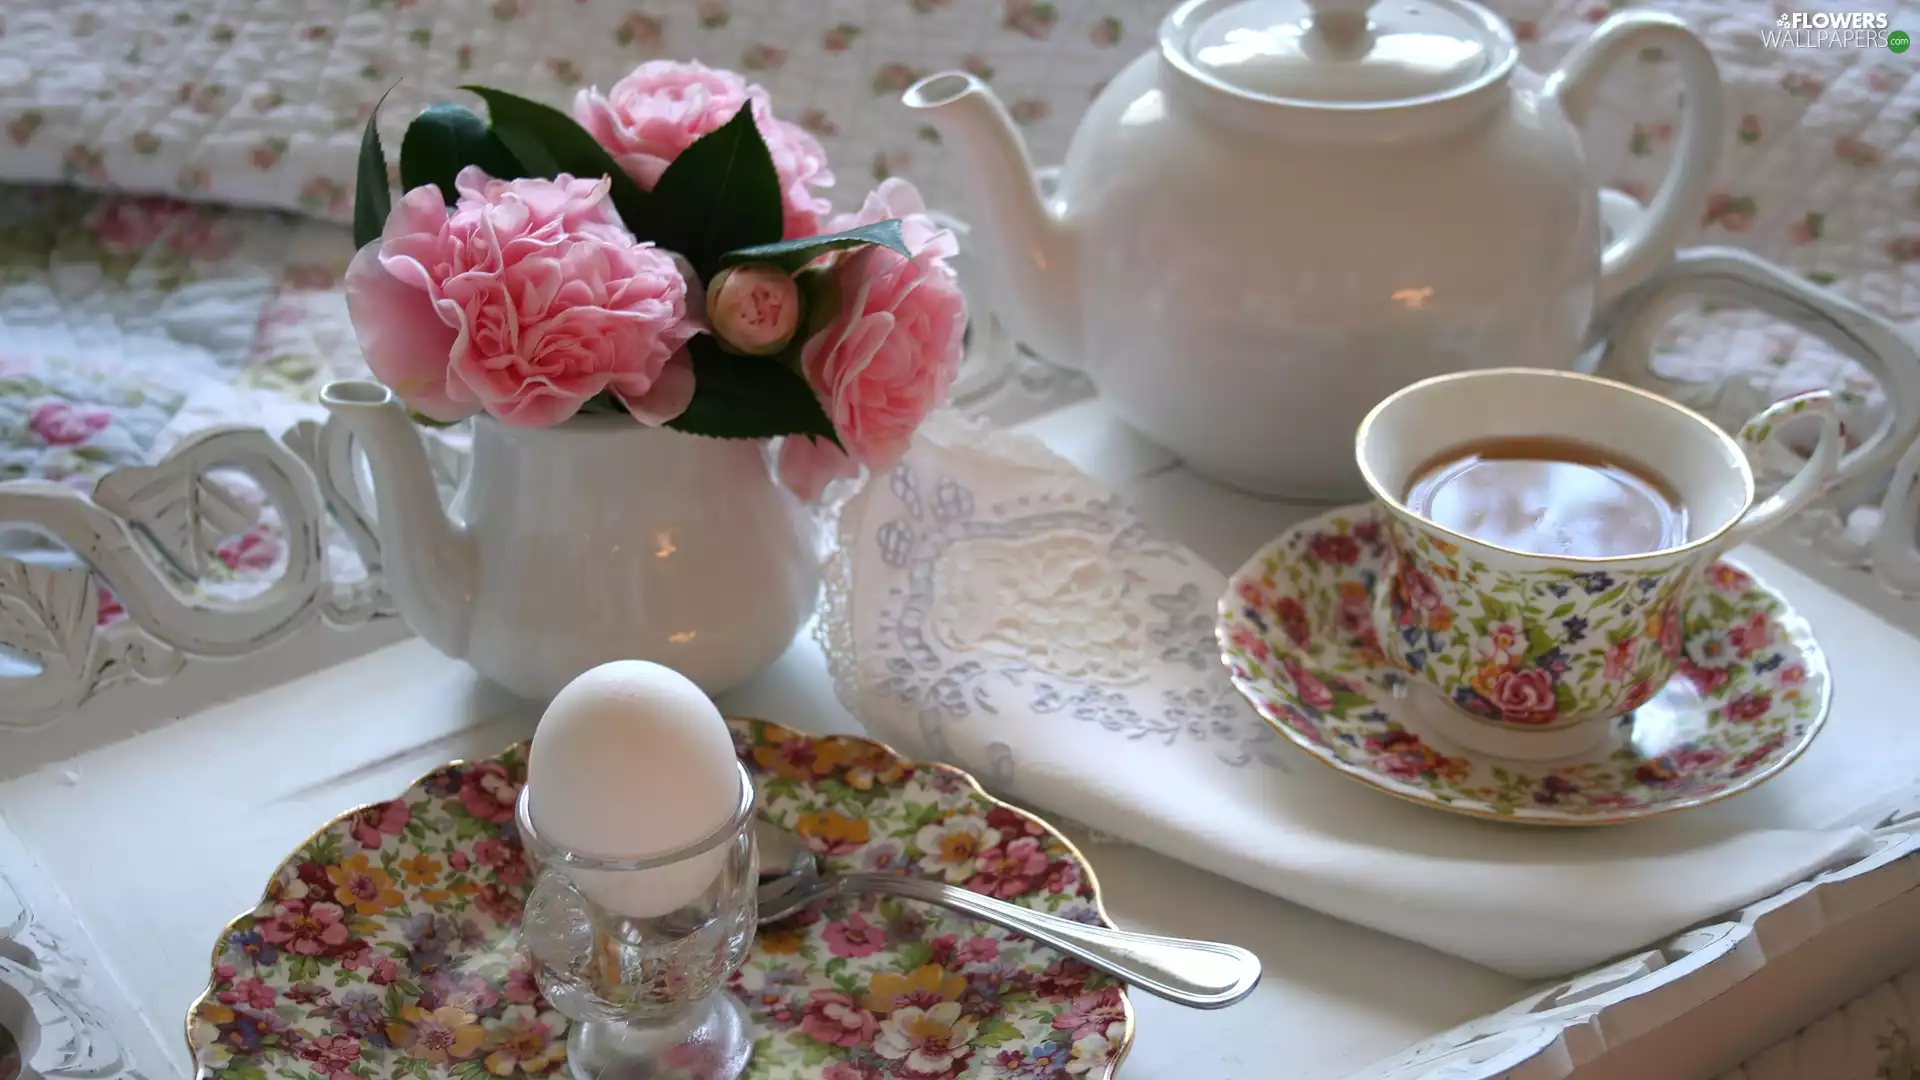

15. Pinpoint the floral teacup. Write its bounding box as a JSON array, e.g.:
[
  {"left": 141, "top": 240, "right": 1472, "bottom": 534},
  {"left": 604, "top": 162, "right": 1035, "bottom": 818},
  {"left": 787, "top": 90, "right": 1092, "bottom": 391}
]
[{"left": 1355, "top": 368, "right": 1845, "bottom": 760}]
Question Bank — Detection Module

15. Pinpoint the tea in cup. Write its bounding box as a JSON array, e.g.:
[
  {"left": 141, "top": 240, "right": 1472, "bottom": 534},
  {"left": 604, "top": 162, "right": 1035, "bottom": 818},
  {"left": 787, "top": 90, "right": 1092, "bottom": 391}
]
[{"left": 1355, "top": 368, "right": 1843, "bottom": 759}]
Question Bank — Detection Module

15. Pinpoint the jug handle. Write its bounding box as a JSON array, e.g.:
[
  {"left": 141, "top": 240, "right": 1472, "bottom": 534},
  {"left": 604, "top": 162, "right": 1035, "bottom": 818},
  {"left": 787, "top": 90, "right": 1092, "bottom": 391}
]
[
  {"left": 1594, "top": 246, "right": 1920, "bottom": 585},
  {"left": 1546, "top": 12, "right": 1725, "bottom": 308}
]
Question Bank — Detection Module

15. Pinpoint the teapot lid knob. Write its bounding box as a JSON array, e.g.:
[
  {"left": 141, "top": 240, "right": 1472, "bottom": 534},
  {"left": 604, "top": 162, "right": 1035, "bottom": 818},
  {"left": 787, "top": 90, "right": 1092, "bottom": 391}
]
[
  {"left": 1179, "top": 0, "right": 1508, "bottom": 105},
  {"left": 1303, "top": 0, "right": 1375, "bottom": 44}
]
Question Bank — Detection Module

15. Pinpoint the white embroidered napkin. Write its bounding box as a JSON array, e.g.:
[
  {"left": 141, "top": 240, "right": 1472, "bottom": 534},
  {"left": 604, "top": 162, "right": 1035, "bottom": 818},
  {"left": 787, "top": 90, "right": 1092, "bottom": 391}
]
[{"left": 818, "top": 415, "right": 1872, "bottom": 979}]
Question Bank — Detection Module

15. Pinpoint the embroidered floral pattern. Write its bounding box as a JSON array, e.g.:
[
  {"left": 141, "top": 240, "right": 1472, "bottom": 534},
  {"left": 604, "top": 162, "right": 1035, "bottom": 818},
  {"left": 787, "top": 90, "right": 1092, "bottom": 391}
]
[
  {"left": 189, "top": 719, "right": 1130, "bottom": 1078},
  {"left": 1218, "top": 506, "right": 1830, "bottom": 824},
  {"left": 845, "top": 449, "right": 1288, "bottom": 772}
]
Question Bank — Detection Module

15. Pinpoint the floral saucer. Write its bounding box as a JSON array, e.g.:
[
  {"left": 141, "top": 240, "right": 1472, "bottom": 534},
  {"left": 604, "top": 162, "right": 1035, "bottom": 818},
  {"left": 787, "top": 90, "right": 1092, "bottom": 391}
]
[
  {"left": 1215, "top": 505, "right": 1831, "bottom": 826},
  {"left": 188, "top": 718, "right": 1131, "bottom": 1079}
]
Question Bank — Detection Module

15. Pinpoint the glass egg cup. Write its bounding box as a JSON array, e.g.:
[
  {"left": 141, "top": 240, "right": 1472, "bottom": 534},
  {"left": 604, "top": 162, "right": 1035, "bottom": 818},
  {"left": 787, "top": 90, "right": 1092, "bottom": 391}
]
[{"left": 517, "top": 762, "right": 758, "bottom": 1080}]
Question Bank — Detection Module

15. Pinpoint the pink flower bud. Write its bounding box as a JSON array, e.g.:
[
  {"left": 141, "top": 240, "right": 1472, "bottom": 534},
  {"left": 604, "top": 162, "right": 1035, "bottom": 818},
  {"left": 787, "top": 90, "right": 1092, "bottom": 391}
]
[{"left": 707, "top": 263, "right": 802, "bottom": 356}]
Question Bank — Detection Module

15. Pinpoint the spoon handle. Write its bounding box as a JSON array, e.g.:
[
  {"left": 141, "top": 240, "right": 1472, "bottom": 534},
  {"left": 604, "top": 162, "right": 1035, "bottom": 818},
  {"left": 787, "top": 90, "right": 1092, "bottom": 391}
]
[{"left": 841, "top": 873, "right": 1261, "bottom": 1009}]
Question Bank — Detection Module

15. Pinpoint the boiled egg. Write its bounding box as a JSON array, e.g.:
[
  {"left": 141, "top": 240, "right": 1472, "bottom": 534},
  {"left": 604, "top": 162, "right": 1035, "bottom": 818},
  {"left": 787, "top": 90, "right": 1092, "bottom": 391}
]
[{"left": 526, "top": 660, "right": 743, "bottom": 917}]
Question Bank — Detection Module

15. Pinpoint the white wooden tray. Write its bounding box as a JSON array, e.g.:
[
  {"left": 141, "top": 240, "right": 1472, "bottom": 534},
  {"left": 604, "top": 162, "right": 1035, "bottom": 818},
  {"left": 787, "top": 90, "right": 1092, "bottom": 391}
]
[{"left": 3, "top": 396, "right": 1919, "bottom": 1080}]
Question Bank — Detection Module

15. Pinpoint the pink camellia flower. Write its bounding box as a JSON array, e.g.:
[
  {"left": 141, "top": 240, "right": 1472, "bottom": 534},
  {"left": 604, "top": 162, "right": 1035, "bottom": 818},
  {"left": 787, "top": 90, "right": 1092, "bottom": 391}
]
[
  {"left": 707, "top": 263, "right": 800, "bottom": 355},
  {"left": 573, "top": 59, "right": 833, "bottom": 238},
  {"left": 344, "top": 166, "right": 698, "bottom": 428},
  {"left": 779, "top": 178, "right": 965, "bottom": 500}
]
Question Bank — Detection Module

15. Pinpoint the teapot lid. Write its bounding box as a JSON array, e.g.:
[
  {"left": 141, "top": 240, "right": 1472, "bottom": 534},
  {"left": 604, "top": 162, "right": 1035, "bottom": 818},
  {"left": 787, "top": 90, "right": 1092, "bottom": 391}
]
[{"left": 1180, "top": 0, "right": 1507, "bottom": 104}]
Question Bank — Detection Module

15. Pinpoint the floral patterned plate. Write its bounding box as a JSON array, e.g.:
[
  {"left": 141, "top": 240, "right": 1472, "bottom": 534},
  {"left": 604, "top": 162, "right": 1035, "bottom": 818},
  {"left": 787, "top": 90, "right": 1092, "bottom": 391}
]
[
  {"left": 1215, "top": 505, "right": 1831, "bottom": 826},
  {"left": 187, "top": 718, "right": 1132, "bottom": 1079}
]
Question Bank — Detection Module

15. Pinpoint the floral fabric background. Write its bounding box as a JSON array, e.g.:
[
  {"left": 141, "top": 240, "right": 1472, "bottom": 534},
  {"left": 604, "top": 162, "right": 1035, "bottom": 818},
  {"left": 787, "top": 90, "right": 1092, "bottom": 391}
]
[{"left": 0, "top": 185, "right": 371, "bottom": 616}]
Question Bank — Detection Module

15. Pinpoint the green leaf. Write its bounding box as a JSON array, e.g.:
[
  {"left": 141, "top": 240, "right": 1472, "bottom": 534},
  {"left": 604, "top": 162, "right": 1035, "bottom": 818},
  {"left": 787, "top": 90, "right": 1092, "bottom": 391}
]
[
  {"left": 664, "top": 338, "right": 840, "bottom": 444},
  {"left": 308, "top": 833, "right": 342, "bottom": 866},
  {"left": 902, "top": 801, "right": 946, "bottom": 829},
  {"left": 1328, "top": 689, "right": 1371, "bottom": 716},
  {"left": 799, "top": 1039, "right": 834, "bottom": 1067},
  {"left": 644, "top": 104, "right": 782, "bottom": 277},
  {"left": 574, "top": 392, "right": 626, "bottom": 415},
  {"left": 1524, "top": 624, "right": 1556, "bottom": 663},
  {"left": 1548, "top": 601, "right": 1576, "bottom": 620},
  {"left": 894, "top": 940, "right": 933, "bottom": 972},
  {"left": 1553, "top": 681, "right": 1578, "bottom": 712},
  {"left": 353, "top": 87, "right": 397, "bottom": 249},
  {"left": 399, "top": 102, "right": 521, "bottom": 204},
  {"left": 462, "top": 85, "right": 650, "bottom": 229},
  {"left": 973, "top": 1018, "right": 1024, "bottom": 1048},
  {"left": 720, "top": 219, "right": 911, "bottom": 273}
]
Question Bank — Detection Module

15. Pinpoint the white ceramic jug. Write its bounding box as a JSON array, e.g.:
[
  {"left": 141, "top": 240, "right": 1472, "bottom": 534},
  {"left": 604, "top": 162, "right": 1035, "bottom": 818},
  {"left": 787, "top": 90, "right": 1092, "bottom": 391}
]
[{"left": 318, "top": 381, "right": 821, "bottom": 700}]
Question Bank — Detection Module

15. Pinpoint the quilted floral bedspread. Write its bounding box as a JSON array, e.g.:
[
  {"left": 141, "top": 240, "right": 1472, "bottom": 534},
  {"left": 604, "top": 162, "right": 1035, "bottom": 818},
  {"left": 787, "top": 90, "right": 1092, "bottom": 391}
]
[
  {"left": 0, "top": 0, "right": 1915, "bottom": 608},
  {"left": 0, "top": 184, "right": 371, "bottom": 606}
]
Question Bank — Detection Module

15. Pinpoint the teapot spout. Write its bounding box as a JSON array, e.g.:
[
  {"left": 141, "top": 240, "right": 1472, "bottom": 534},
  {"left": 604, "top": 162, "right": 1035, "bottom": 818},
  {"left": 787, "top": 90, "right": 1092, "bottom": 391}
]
[
  {"left": 904, "top": 73, "right": 1082, "bottom": 367},
  {"left": 319, "top": 381, "right": 473, "bottom": 660}
]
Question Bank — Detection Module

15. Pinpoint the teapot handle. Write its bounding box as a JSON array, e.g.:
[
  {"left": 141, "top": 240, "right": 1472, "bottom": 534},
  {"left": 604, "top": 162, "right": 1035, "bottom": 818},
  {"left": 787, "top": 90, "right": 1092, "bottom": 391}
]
[
  {"left": 1594, "top": 247, "right": 1920, "bottom": 582},
  {"left": 1545, "top": 12, "right": 1725, "bottom": 308}
]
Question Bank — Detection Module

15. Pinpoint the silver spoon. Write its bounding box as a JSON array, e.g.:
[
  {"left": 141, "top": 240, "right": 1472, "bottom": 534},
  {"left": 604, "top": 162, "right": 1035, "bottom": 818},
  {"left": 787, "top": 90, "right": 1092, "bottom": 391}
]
[{"left": 754, "top": 821, "right": 1262, "bottom": 1009}]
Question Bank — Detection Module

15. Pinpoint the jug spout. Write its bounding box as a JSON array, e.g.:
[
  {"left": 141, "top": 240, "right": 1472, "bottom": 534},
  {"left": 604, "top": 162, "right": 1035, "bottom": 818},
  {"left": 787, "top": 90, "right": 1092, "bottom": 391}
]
[
  {"left": 904, "top": 72, "right": 1082, "bottom": 368},
  {"left": 319, "top": 380, "right": 473, "bottom": 660}
]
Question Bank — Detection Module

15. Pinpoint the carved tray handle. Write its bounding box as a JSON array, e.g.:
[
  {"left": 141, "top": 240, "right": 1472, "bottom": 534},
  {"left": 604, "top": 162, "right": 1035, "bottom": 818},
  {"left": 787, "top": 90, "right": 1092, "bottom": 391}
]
[{"left": 0, "top": 428, "right": 331, "bottom": 728}]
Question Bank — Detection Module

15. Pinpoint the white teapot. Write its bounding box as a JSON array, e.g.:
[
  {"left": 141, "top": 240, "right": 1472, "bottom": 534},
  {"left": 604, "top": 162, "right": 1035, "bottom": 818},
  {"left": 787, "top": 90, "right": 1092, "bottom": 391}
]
[{"left": 908, "top": 0, "right": 1729, "bottom": 498}]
